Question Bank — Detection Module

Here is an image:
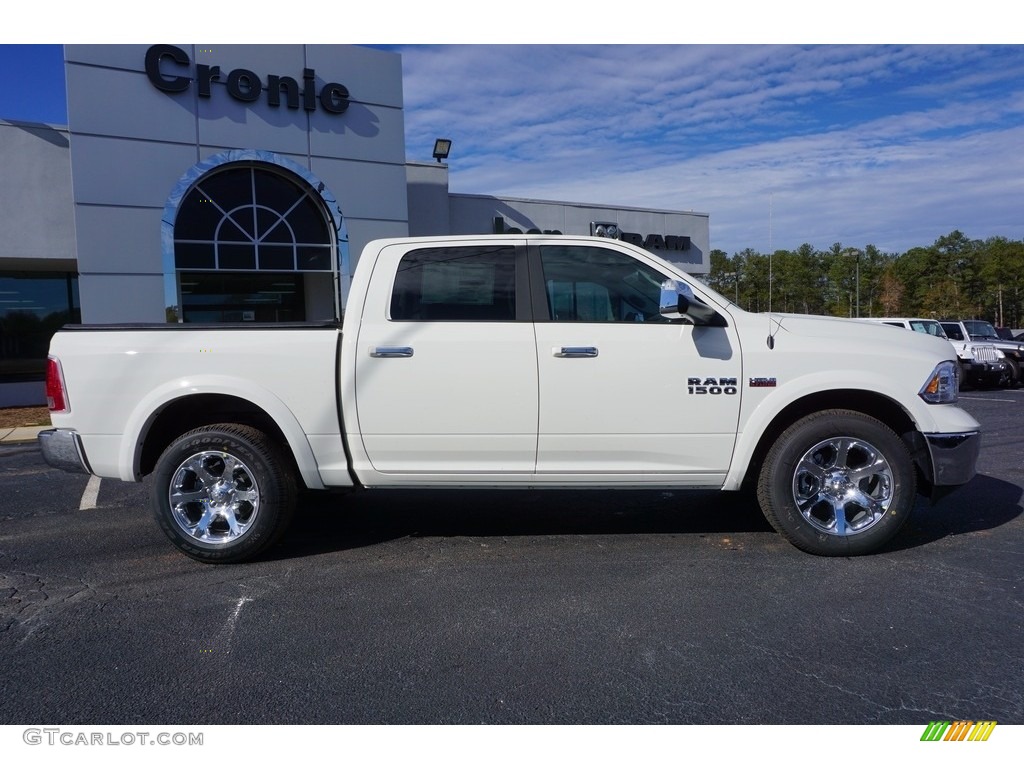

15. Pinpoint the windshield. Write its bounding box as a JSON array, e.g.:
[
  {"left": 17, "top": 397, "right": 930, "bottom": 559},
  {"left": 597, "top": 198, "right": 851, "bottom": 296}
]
[
  {"left": 963, "top": 320, "right": 999, "bottom": 339},
  {"left": 908, "top": 320, "right": 946, "bottom": 338}
]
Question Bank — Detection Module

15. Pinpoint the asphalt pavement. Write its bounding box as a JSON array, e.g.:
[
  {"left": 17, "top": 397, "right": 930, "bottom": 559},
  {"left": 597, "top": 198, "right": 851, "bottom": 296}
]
[{"left": 1, "top": 393, "right": 1022, "bottom": 728}]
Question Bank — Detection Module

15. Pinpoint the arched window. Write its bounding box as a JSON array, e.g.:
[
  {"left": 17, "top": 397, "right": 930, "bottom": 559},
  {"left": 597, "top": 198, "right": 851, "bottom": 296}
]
[{"left": 173, "top": 163, "right": 333, "bottom": 272}]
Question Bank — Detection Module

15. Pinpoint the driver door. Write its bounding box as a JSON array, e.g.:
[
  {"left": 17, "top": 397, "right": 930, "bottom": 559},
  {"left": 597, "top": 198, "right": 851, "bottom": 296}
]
[{"left": 530, "top": 242, "right": 741, "bottom": 484}]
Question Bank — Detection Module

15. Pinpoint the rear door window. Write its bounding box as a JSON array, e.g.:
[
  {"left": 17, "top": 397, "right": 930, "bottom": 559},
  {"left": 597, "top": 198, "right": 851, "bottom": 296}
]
[{"left": 390, "top": 245, "right": 517, "bottom": 321}]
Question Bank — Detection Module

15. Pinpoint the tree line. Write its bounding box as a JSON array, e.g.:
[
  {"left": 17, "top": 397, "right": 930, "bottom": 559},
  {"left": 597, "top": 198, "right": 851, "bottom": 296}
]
[{"left": 703, "top": 230, "right": 1024, "bottom": 328}]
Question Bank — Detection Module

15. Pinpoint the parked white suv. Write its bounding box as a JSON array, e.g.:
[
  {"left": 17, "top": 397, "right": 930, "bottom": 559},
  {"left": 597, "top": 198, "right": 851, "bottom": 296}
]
[{"left": 867, "top": 318, "right": 1008, "bottom": 388}]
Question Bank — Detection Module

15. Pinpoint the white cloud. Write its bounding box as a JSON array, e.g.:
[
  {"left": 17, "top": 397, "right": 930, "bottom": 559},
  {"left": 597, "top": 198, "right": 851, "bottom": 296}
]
[{"left": 396, "top": 44, "right": 1024, "bottom": 254}]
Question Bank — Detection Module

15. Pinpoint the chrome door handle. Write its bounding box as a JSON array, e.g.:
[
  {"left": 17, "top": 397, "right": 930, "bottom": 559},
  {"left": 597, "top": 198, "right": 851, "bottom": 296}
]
[
  {"left": 553, "top": 346, "right": 599, "bottom": 358},
  {"left": 370, "top": 346, "right": 414, "bottom": 358}
]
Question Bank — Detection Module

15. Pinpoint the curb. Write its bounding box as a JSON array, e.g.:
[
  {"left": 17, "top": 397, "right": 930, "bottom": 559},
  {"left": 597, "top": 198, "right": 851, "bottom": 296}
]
[{"left": 0, "top": 426, "right": 47, "bottom": 444}]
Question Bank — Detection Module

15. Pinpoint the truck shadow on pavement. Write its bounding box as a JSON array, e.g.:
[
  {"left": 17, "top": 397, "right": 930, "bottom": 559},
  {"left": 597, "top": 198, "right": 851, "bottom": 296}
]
[
  {"left": 888, "top": 473, "right": 1023, "bottom": 552},
  {"left": 272, "top": 487, "right": 776, "bottom": 559},
  {"left": 267, "top": 473, "right": 1022, "bottom": 560}
]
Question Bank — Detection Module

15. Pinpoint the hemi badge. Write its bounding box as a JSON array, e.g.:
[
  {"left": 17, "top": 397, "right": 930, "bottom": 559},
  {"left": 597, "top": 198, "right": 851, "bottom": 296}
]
[{"left": 749, "top": 377, "right": 777, "bottom": 388}]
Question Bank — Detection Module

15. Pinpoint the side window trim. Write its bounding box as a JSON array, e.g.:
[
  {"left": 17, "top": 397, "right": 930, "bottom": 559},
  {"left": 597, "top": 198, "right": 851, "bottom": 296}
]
[
  {"left": 526, "top": 244, "right": 553, "bottom": 322},
  {"left": 514, "top": 243, "right": 533, "bottom": 322}
]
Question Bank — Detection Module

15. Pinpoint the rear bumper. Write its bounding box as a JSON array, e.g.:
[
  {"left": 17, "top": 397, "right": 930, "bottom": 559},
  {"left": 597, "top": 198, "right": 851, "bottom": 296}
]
[
  {"left": 38, "top": 428, "right": 93, "bottom": 475},
  {"left": 924, "top": 430, "right": 980, "bottom": 488}
]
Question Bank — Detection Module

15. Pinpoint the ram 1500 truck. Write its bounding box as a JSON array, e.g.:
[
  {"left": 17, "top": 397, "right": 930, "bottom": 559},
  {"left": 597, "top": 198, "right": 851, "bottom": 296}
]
[{"left": 40, "top": 235, "right": 981, "bottom": 562}]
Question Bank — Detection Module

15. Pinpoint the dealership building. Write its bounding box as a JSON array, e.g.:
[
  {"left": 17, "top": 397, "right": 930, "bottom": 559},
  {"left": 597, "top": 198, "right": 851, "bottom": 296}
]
[{"left": 0, "top": 44, "right": 710, "bottom": 406}]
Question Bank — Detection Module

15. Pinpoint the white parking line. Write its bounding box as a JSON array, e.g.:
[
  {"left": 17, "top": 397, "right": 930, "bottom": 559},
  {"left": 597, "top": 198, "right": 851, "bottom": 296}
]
[
  {"left": 80, "top": 475, "right": 101, "bottom": 510},
  {"left": 960, "top": 396, "right": 1018, "bottom": 403}
]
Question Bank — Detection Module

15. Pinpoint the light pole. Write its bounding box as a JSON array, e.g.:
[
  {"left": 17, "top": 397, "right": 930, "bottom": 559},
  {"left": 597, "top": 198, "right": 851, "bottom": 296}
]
[
  {"left": 720, "top": 272, "right": 740, "bottom": 305},
  {"left": 856, "top": 252, "right": 860, "bottom": 318},
  {"left": 844, "top": 248, "right": 862, "bottom": 318}
]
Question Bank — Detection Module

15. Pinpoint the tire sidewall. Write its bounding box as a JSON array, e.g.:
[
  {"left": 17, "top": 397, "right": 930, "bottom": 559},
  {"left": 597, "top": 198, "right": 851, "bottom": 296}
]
[
  {"left": 1008, "top": 359, "right": 1021, "bottom": 387},
  {"left": 758, "top": 411, "right": 915, "bottom": 556},
  {"left": 151, "top": 425, "right": 293, "bottom": 563}
]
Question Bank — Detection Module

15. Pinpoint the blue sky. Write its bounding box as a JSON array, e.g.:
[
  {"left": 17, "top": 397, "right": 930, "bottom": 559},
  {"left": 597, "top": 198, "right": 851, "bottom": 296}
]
[{"left": 2, "top": 36, "right": 1022, "bottom": 257}]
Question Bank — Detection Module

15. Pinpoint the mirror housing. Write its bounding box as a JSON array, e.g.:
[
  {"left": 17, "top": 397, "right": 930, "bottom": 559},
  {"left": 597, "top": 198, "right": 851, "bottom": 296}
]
[
  {"left": 659, "top": 279, "right": 727, "bottom": 326},
  {"left": 659, "top": 279, "right": 690, "bottom": 319}
]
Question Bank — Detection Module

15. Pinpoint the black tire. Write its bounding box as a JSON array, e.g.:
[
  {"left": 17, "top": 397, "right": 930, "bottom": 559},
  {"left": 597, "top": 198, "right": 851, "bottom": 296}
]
[
  {"left": 151, "top": 424, "right": 297, "bottom": 563},
  {"left": 1007, "top": 359, "right": 1021, "bottom": 388},
  {"left": 955, "top": 360, "right": 966, "bottom": 390},
  {"left": 756, "top": 410, "right": 915, "bottom": 556}
]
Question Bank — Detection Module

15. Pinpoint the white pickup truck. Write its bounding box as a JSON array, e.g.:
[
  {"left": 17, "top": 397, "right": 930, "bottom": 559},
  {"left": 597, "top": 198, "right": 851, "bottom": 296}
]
[{"left": 40, "top": 235, "right": 980, "bottom": 562}]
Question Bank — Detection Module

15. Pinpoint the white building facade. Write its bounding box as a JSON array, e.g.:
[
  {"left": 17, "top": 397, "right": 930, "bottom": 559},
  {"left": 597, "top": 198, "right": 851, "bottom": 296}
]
[{"left": 0, "top": 44, "right": 709, "bottom": 405}]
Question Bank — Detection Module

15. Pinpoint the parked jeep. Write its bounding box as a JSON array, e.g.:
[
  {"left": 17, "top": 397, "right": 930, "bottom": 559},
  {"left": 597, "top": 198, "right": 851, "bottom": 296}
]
[
  {"left": 869, "top": 318, "right": 1008, "bottom": 389},
  {"left": 941, "top": 320, "right": 1022, "bottom": 387}
]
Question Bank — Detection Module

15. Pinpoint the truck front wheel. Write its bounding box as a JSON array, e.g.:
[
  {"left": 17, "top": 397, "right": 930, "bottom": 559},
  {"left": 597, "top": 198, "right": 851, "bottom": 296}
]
[
  {"left": 151, "top": 424, "right": 297, "bottom": 563},
  {"left": 757, "top": 410, "right": 915, "bottom": 556},
  {"left": 1006, "top": 359, "right": 1021, "bottom": 388}
]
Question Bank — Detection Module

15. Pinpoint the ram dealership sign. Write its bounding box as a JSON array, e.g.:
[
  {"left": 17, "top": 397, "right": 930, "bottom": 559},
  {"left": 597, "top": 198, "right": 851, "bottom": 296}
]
[
  {"left": 590, "top": 221, "right": 691, "bottom": 252},
  {"left": 490, "top": 217, "right": 691, "bottom": 253}
]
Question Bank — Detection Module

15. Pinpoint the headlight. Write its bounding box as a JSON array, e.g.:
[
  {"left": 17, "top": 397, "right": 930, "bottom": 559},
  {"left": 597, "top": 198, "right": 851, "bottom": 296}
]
[
  {"left": 995, "top": 348, "right": 1006, "bottom": 358},
  {"left": 919, "top": 361, "right": 959, "bottom": 404}
]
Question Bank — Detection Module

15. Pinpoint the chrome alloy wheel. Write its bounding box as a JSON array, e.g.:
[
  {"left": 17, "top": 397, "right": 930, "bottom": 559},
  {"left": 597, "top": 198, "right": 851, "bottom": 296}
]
[
  {"left": 791, "top": 436, "right": 894, "bottom": 536},
  {"left": 168, "top": 451, "right": 261, "bottom": 544}
]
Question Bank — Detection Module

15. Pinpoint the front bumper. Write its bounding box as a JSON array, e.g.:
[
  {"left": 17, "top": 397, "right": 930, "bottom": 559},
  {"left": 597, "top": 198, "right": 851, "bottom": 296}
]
[
  {"left": 38, "top": 428, "right": 93, "bottom": 475},
  {"left": 962, "top": 359, "right": 1010, "bottom": 385},
  {"left": 923, "top": 430, "right": 980, "bottom": 489}
]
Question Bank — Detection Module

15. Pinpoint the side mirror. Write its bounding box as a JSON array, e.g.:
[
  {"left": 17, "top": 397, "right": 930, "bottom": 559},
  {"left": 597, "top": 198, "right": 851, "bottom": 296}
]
[
  {"left": 659, "top": 279, "right": 691, "bottom": 319},
  {"left": 659, "top": 279, "right": 727, "bottom": 326}
]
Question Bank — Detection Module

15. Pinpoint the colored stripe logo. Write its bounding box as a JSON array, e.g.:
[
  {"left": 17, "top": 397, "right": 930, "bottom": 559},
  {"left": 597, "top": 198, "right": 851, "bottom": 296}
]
[{"left": 921, "top": 721, "right": 997, "bottom": 741}]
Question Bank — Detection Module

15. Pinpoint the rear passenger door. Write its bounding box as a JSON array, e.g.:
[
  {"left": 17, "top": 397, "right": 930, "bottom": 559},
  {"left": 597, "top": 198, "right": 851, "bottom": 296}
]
[{"left": 353, "top": 241, "right": 538, "bottom": 476}]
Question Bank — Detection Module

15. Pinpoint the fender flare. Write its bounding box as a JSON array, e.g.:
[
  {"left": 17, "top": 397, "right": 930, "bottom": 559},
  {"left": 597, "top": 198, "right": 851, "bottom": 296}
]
[
  {"left": 722, "top": 370, "right": 932, "bottom": 491},
  {"left": 117, "top": 375, "right": 326, "bottom": 490}
]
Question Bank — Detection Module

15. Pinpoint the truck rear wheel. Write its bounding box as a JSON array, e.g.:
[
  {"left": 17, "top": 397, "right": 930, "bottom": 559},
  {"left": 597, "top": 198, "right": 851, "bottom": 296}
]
[
  {"left": 151, "top": 424, "right": 297, "bottom": 563},
  {"left": 757, "top": 410, "right": 915, "bottom": 556}
]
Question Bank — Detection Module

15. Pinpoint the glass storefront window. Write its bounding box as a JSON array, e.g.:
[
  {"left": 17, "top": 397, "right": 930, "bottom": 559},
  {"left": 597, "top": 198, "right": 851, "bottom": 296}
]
[
  {"left": 0, "top": 272, "right": 80, "bottom": 382},
  {"left": 178, "top": 272, "right": 304, "bottom": 323}
]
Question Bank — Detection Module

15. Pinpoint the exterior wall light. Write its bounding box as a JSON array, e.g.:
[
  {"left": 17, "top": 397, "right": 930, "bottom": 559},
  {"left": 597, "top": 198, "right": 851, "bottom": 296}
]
[
  {"left": 433, "top": 138, "right": 452, "bottom": 163},
  {"left": 590, "top": 221, "right": 620, "bottom": 239}
]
